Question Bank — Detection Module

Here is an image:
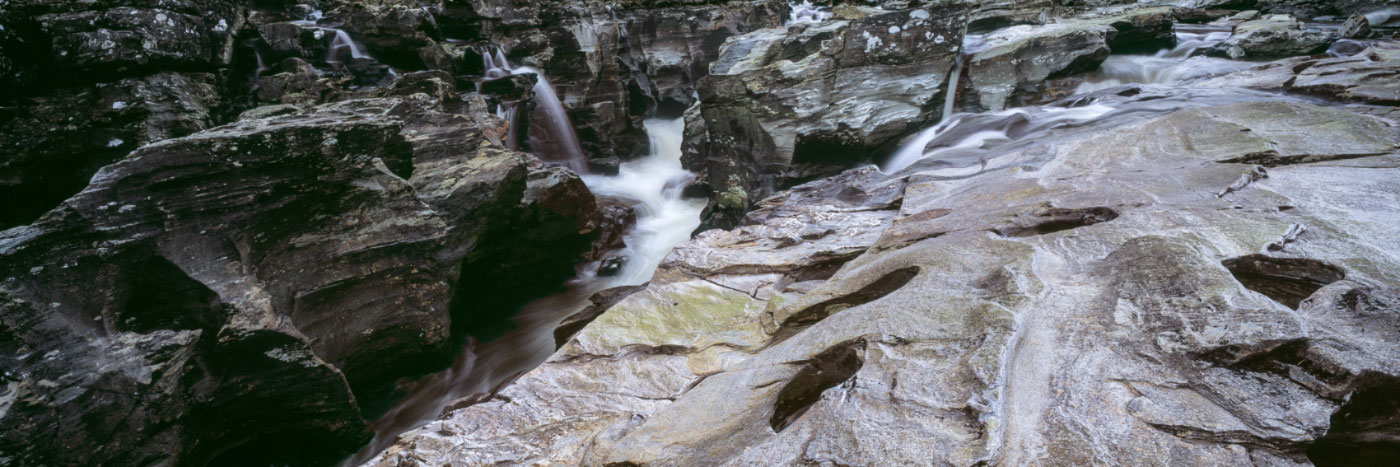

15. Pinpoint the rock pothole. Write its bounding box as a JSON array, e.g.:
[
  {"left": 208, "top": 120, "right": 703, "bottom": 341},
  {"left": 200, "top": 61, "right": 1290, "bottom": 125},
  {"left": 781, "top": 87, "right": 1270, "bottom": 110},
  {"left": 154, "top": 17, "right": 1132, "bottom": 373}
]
[
  {"left": 1221, "top": 255, "right": 1345, "bottom": 309},
  {"left": 994, "top": 206, "right": 1120, "bottom": 237},
  {"left": 770, "top": 340, "right": 866, "bottom": 433},
  {"left": 771, "top": 266, "right": 920, "bottom": 344}
]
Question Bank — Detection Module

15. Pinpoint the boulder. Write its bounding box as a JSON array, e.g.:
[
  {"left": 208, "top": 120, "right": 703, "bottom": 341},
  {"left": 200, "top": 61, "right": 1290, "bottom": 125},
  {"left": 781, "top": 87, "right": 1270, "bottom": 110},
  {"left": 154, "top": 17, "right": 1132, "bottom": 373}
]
[
  {"left": 964, "top": 7, "right": 1175, "bottom": 112},
  {"left": 684, "top": 5, "right": 968, "bottom": 229},
  {"left": 1208, "top": 14, "right": 1336, "bottom": 58},
  {"left": 371, "top": 98, "right": 1400, "bottom": 467}
]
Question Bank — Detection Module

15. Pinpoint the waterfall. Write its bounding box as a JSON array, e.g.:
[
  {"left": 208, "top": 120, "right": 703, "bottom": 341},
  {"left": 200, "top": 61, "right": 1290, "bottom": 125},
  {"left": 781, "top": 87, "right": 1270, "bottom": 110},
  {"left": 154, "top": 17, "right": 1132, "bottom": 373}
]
[
  {"left": 326, "top": 28, "right": 369, "bottom": 66},
  {"left": 942, "top": 53, "right": 964, "bottom": 121},
  {"left": 254, "top": 52, "right": 269, "bottom": 80},
  {"left": 346, "top": 118, "right": 704, "bottom": 466},
  {"left": 480, "top": 48, "right": 590, "bottom": 173}
]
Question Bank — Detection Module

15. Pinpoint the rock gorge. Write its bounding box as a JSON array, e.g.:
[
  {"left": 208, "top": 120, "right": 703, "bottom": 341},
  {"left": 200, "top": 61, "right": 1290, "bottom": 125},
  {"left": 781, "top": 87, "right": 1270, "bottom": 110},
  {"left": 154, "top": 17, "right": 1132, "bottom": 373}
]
[{"left": 1, "top": 0, "right": 1398, "bottom": 466}]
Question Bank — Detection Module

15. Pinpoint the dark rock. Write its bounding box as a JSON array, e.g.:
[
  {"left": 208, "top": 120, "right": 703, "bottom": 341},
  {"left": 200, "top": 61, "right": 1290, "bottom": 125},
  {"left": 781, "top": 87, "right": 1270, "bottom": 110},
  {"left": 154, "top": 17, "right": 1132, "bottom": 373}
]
[
  {"left": 0, "top": 95, "right": 601, "bottom": 465},
  {"left": 598, "top": 256, "right": 629, "bottom": 277},
  {"left": 480, "top": 74, "right": 539, "bottom": 101},
  {"left": 0, "top": 72, "right": 220, "bottom": 228}
]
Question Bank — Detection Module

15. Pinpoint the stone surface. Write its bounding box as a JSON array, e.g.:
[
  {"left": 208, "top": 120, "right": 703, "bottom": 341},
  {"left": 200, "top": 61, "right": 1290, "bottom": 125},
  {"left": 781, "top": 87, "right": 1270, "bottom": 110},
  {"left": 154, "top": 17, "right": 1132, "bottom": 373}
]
[
  {"left": 373, "top": 99, "right": 1400, "bottom": 466},
  {"left": 684, "top": 5, "right": 968, "bottom": 230},
  {"left": 0, "top": 95, "right": 601, "bottom": 465},
  {"left": 1207, "top": 14, "right": 1335, "bottom": 58}
]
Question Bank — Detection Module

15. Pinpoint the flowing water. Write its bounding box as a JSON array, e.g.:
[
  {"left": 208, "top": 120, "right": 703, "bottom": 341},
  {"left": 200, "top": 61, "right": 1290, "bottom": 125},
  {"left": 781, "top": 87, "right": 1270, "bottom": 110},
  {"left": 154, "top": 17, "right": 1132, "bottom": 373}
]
[
  {"left": 882, "top": 23, "right": 1294, "bottom": 175},
  {"left": 481, "top": 49, "right": 591, "bottom": 172},
  {"left": 347, "top": 118, "right": 704, "bottom": 465},
  {"left": 787, "top": 1, "right": 833, "bottom": 26}
]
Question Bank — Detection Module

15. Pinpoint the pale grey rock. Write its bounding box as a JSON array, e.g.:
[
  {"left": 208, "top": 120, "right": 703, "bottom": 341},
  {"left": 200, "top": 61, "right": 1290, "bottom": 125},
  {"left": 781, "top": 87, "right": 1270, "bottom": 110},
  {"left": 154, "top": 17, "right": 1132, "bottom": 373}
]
[
  {"left": 1208, "top": 14, "right": 1336, "bottom": 58},
  {"left": 372, "top": 99, "right": 1400, "bottom": 466}
]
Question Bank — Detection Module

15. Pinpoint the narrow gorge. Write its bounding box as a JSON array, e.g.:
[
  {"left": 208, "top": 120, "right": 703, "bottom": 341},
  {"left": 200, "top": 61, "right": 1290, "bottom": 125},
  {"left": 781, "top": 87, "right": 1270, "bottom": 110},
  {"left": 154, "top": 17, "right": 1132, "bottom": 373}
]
[{"left": 1, "top": 1, "right": 1398, "bottom": 466}]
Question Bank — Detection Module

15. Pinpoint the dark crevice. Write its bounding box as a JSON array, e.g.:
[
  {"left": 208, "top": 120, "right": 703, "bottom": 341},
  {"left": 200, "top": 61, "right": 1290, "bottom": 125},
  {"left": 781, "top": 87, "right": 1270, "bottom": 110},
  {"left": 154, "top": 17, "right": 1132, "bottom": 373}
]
[
  {"left": 1307, "top": 373, "right": 1400, "bottom": 467},
  {"left": 770, "top": 339, "right": 866, "bottom": 433},
  {"left": 770, "top": 267, "right": 919, "bottom": 345},
  {"left": 1222, "top": 255, "right": 1345, "bottom": 309},
  {"left": 994, "top": 207, "right": 1120, "bottom": 237}
]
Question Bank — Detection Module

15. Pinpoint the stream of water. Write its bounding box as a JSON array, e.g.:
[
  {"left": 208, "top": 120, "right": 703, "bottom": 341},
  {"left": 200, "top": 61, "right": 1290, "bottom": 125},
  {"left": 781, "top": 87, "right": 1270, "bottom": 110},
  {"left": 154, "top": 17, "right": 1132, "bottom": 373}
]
[
  {"left": 347, "top": 118, "right": 703, "bottom": 465},
  {"left": 882, "top": 23, "right": 1292, "bottom": 174}
]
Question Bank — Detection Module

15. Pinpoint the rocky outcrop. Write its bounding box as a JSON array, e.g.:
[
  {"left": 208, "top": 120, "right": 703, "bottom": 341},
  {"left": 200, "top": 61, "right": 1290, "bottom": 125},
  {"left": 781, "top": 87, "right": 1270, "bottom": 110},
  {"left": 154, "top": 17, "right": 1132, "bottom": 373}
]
[
  {"left": 0, "top": 94, "right": 602, "bottom": 465},
  {"left": 682, "top": 5, "right": 968, "bottom": 230},
  {"left": 425, "top": 0, "right": 789, "bottom": 163},
  {"left": 963, "top": 6, "right": 1175, "bottom": 112},
  {"left": 1199, "top": 41, "right": 1400, "bottom": 105},
  {"left": 373, "top": 97, "right": 1400, "bottom": 466},
  {"left": 0, "top": 1, "right": 246, "bottom": 228},
  {"left": 1207, "top": 14, "right": 1335, "bottom": 58}
]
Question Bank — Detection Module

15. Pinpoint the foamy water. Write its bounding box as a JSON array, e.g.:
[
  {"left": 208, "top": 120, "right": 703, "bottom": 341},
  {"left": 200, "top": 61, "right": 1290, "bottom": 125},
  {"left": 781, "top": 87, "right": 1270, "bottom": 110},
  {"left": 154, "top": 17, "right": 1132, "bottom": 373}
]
[{"left": 347, "top": 118, "right": 703, "bottom": 465}]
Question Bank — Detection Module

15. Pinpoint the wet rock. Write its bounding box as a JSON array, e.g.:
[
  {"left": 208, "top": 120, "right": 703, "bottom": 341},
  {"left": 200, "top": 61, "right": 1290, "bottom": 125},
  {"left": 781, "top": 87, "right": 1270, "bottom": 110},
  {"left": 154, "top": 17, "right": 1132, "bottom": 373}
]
[
  {"left": 685, "top": 5, "right": 968, "bottom": 229},
  {"left": 965, "top": 7, "right": 1175, "bottom": 112},
  {"left": 375, "top": 100, "right": 1400, "bottom": 466},
  {"left": 1207, "top": 14, "right": 1336, "bottom": 58},
  {"left": 0, "top": 95, "right": 601, "bottom": 465},
  {"left": 434, "top": 0, "right": 789, "bottom": 161},
  {"left": 0, "top": 72, "right": 220, "bottom": 228}
]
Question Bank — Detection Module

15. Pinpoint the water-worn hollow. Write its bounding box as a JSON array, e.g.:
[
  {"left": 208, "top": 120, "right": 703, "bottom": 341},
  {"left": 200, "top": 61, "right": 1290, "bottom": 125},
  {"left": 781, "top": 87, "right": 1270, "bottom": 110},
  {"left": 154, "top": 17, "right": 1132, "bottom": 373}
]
[
  {"left": 770, "top": 340, "right": 866, "bottom": 433},
  {"left": 772, "top": 266, "right": 920, "bottom": 343},
  {"left": 1222, "top": 255, "right": 1345, "bottom": 309},
  {"left": 995, "top": 207, "right": 1120, "bottom": 237}
]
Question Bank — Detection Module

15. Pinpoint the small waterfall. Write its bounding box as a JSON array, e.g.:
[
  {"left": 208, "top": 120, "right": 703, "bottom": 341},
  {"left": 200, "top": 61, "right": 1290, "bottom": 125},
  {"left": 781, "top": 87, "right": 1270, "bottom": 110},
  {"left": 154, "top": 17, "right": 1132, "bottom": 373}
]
[
  {"left": 1364, "top": 7, "right": 1400, "bottom": 28},
  {"left": 479, "top": 48, "right": 590, "bottom": 173},
  {"left": 1072, "top": 24, "right": 1246, "bottom": 95},
  {"left": 942, "top": 53, "right": 964, "bottom": 121},
  {"left": 254, "top": 52, "right": 269, "bottom": 80},
  {"left": 882, "top": 104, "right": 1115, "bottom": 174},
  {"left": 787, "top": 1, "right": 832, "bottom": 26},
  {"left": 347, "top": 118, "right": 704, "bottom": 466},
  {"left": 326, "top": 28, "right": 369, "bottom": 66}
]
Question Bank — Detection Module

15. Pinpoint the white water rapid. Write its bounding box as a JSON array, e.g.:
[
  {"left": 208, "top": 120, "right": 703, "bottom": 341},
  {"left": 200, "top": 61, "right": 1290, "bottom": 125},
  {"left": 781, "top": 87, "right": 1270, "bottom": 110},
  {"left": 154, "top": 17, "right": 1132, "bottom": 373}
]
[
  {"left": 347, "top": 118, "right": 704, "bottom": 465},
  {"left": 787, "top": 1, "right": 833, "bottom": 26},
  {"left": 1072, "top": 24, "right": 1245, "bottom": 94}
]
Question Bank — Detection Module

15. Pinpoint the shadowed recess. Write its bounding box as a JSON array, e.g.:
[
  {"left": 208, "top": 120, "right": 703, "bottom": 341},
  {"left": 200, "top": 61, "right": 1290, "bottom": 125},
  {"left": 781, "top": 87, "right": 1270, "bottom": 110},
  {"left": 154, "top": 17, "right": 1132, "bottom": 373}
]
[
  {"left": 1222, "top": 255, "right": 1345, "bottom": 309},
  {"left": 771, "top": 266, "right": 920, "bottom": 344},
  {"left": 994, "top": 206, "right": 1119, "bottom": 237},
  {"left": 770, "top": 340, "right": 866, "bottom": 433}
]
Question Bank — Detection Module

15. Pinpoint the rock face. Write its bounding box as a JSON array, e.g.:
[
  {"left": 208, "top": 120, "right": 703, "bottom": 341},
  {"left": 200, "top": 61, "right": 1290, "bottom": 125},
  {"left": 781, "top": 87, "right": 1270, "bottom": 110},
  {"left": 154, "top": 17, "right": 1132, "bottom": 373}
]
[
  {"left": 0, "top": 0, "right": 245, "bottom": 228},
  {"left": 0, "top": 94, "right": 602, "bottom": 465},
  {"left": 683, "top": 5, "right": 968, "bottom": 230},
  {"left": 1199, "top": 41, "right": 1400, "bottom": 105},
  {"left": 430, "top": 0, "right": 790, "bottom": 162},
  {"left": 963, "top": 6, "right": 1175, "bottom": 112},
  {"left": 373, "top": 98, "right": 1400, "bottom": 466},
  {"left": 1208, "top": 14, "right": 1335, "bottom": 58}
]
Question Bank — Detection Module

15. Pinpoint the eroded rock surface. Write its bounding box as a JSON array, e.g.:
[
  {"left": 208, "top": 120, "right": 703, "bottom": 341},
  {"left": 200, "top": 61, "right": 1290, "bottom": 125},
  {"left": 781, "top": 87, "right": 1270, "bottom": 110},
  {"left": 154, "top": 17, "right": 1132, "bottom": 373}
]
[
  {"left": 374, "top": 99, "right": 1400, "bottom": 466},
  {"left": 0, "top": 94, "right": 602, "bottom": 465}
]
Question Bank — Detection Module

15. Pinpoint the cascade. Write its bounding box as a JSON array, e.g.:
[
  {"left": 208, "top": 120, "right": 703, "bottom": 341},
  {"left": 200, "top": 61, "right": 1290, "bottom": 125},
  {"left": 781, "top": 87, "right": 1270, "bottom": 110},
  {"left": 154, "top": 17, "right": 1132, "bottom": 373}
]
[
  {"left": 345, "top": 118, "right": 704, "bottom": 465},
  {"left": 326, "top": 28, "right": 369, "bottom": 66},
  {"left": 479, "top": 47, "right": 590, "bottom": 172},
  {"left": 787, "top": 1, "right": 832, "bottom": 26}
]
